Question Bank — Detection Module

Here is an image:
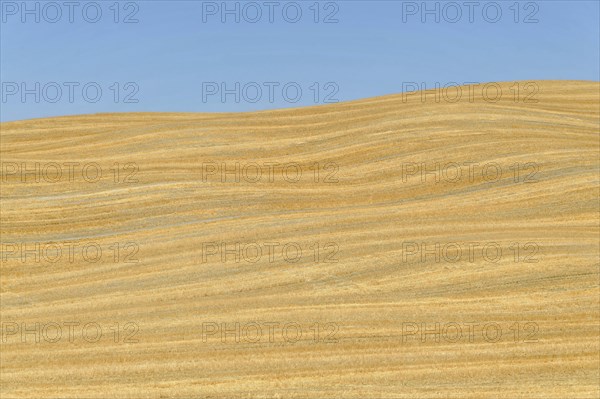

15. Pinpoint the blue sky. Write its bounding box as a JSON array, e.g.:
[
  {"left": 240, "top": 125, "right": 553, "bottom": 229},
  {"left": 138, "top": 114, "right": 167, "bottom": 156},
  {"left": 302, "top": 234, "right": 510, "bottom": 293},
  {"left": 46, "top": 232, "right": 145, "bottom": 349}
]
[{"left": 1, "top": 0, "right": 599, "bottom": 121}]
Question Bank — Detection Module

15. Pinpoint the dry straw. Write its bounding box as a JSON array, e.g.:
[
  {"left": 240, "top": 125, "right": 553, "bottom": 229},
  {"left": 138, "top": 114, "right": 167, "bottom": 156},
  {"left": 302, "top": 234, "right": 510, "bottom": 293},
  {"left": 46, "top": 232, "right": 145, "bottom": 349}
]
[{"left": 1, "top": 80, "right": 599, "bottom": 398}]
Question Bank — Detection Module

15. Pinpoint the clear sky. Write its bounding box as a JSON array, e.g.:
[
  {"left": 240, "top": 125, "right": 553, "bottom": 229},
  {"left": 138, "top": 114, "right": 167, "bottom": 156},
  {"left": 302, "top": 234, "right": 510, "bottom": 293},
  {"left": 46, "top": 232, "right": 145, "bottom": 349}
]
[{"left": 1, "top": 0, "right": 599, "bottom": 121}]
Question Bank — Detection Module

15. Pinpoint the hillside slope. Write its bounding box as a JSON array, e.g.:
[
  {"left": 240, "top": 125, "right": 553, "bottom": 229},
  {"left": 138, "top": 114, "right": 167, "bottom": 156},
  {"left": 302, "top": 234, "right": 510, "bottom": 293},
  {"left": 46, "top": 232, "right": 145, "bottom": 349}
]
[{"left": 1, "top": 81, "right": 599, "bottom": 398}]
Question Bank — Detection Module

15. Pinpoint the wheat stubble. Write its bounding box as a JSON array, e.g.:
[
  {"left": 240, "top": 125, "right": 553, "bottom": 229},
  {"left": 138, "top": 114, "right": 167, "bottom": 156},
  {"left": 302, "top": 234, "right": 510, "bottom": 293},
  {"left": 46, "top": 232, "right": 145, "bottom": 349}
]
[{"left": 0, "top": 81, "right": 599, "bottom": 398}]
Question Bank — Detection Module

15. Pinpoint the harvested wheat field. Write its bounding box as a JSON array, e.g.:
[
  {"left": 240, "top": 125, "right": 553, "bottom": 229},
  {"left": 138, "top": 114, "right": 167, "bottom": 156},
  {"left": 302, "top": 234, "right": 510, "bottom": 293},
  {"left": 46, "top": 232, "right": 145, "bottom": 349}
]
[{"left": 0, "top": 80, "right": 599, "bottom": 398}]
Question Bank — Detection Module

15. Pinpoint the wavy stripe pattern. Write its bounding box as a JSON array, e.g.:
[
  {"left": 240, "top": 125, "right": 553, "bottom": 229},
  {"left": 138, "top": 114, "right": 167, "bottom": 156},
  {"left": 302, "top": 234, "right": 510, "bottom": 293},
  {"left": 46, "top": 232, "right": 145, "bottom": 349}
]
[{"left": 1, "top": 81, "right": 599, "bottom": 398}]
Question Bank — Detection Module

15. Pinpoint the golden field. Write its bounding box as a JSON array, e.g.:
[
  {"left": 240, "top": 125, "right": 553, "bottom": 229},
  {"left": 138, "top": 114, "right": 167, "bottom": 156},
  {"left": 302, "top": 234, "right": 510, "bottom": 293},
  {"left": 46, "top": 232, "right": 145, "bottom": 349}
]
[{"left": 0, "top": 80, "right": 599, "bottom": 398}]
